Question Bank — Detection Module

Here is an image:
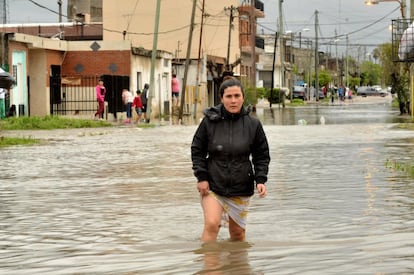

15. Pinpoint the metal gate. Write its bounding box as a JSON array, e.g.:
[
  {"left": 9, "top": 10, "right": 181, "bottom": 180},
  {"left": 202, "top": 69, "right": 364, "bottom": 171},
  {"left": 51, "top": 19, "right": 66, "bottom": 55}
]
[{"left": 50, "top": 74, "right": 129, "bottom": 117}]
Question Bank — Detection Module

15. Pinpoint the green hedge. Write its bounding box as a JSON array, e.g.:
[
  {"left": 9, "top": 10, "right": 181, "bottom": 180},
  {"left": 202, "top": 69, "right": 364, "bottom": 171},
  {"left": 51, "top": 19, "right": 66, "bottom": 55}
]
[
  {"left": 265, "top": 88, "right": 285, "bottom": 103},
  {"left": 243, "top": 87, "right": 286, "bottom": 105}
]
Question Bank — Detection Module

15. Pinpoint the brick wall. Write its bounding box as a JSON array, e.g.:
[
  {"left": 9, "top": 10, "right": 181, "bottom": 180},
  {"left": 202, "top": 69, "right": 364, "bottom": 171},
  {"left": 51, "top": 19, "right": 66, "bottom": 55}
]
[{"left": 62, "top": 50, "right": 130, "bottom": 76}]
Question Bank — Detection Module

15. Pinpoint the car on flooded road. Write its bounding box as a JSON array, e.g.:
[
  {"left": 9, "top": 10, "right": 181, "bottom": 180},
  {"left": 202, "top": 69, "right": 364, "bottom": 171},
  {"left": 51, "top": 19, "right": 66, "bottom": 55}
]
[
  {"left": 292, "top": 86, "right": 307, "bottom": 100},
  {"left": 357, "top": 86, "right": 388, "bottom": 97}
]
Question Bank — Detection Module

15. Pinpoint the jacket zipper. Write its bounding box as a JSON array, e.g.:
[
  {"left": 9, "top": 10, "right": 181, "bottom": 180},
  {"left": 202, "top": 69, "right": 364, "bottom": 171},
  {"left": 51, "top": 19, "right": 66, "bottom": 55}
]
[{"left": 227, "top": 118, "right": 233, "bottom": 195}]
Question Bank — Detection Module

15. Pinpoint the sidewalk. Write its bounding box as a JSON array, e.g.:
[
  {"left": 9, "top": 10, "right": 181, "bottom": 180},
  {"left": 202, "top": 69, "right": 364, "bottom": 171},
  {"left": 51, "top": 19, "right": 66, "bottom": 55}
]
[{"left": 256, "top": 94, "right": 393, "bottom": 108}]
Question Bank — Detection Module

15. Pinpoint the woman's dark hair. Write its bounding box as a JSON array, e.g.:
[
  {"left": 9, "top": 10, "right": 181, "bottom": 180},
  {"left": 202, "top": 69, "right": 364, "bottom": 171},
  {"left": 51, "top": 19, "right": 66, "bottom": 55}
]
[{"left": 218, "top": 77, "right": 244, "bottom": 98}]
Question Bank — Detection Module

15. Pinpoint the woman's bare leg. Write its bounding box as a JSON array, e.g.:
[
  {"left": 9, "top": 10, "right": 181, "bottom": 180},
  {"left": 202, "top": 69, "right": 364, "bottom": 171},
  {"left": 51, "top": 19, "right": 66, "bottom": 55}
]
[
  {"left": 228, "top": 217, "right": 245, "bottom": 241},
  {"left": 200, "top": 194, "right": 223, "bottom": 242}
]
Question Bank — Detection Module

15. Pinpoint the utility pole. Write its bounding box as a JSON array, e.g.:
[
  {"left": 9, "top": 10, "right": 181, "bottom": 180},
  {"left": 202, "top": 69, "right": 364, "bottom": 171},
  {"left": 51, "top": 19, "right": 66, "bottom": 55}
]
[
  {"left": 278, "top": 0, "right": 284, "bottom": 89},
  {"left": 2, "top": 0, "right": 6, "bottom": 24},
  {"left": 308, "top": 39, "right": 312, "bottom": 100},
  {"left": 335, "top": 29, "right": 339, "bottom": 87},
  {"left": 345, "top": 34, "right": 349, "bottom": 88},
  {"left": 250, "top": 0, "right": 256, "bottom": 87},
  {"left": 225, "top": 5, "right": 236, "bottom": 72},
  {"left": 178, "top": 0, "right": 197, "bottom": 121},
  {"left": 410, "top": 0, "right": 414, "bottom": 23},
  {"left": 314, "top": 10, "right": 319, "bottom": 101},
  {"left": 173, "top": 40, "right": 181, "bottom": 74},
  {"left": 58, "top": 0, "right": 63, "bottom": 39},
  {"left": 146, "top": 0, "right": 161, "bottom": 123},
  {"left": 193, "top": 0, "right": 205, "bottom": 122},
  {"left": 270, "top": 32, "right": 279, "bottom": 107},
  {"left": 58, "top": 0, "right": 62, "bottom": 23}
]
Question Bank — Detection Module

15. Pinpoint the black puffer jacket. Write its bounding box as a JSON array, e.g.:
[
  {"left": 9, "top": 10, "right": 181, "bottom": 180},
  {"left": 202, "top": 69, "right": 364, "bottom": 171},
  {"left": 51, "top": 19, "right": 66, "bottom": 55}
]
[{"left": 191, "top": 104, "right": 270, "bottom": 197}]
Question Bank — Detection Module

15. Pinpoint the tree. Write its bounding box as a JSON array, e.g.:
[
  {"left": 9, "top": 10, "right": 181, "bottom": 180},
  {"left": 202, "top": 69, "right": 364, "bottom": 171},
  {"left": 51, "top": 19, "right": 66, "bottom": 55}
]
[
  {"left": 360, "top": 60, "right": 381, "bottom": 86},
  {"left": 378, "top": 43, "right": 398, "bottom": 86},
  {"left": 377, "top": 43, "right": 409, "bottom": 114},
  {"left": 318, "top": 69, "right": 331, "bottom": 88}
]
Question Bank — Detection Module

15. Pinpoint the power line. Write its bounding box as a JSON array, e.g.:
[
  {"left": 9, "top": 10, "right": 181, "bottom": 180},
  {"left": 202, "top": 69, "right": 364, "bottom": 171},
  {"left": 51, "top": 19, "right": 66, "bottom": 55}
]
[
  {"left": 28, "top": 0, "right": 66, "bottom": 18},
  {"left": 125, "top": 0, "right": 140, "bottom": 33},
  {"left": 332, "top": 6, "right": 399, "bottom": 40}
]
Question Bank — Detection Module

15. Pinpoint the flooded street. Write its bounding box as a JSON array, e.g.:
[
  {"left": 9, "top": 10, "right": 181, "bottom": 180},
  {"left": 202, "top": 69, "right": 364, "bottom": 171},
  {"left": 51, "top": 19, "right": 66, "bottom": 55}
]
[{"left": 1, "top": 98, "right": 414, "bottom": 274}]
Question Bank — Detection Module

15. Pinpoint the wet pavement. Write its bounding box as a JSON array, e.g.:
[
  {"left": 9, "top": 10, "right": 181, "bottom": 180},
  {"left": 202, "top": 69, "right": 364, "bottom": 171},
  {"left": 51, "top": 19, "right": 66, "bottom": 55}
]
[{"left": 1, "top": 96, "right": 414, "bottom": 274}]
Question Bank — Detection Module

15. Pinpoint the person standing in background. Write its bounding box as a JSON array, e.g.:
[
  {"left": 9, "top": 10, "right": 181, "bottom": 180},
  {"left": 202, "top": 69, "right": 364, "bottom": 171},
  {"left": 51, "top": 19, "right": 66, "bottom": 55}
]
[
  {"left": 132, "top": 90, "right": 143, "bottom": 124},
  {"left": 0, "top": 88, "right": 7, "bottom": 119},
  {"left": 171, "top": 74, "right": 180, "bottom": 106},
  {"left": 122, "top": 88, "right": 133, "bottom": 124},
  {"left": 141, "top": 83, "right": 149, "bottom": 123},
  {"left": 94, "top": 79, "right": 106, "bottom": 119}
]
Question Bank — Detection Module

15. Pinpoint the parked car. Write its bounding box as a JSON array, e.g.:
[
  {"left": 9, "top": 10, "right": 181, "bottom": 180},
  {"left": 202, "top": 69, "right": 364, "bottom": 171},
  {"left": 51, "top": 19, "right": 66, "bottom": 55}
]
[
  {"left": 315, "top": 89, "right": 325, "bottom": 100},
  {"left": 308, "top": 87, "right": 325, "bottom": 100},
  {"left": 292, "top": 86, "right": 307, "bottom": 100},
  {"left": 357, "top": 86, "right": 388, "bottom": 97}
]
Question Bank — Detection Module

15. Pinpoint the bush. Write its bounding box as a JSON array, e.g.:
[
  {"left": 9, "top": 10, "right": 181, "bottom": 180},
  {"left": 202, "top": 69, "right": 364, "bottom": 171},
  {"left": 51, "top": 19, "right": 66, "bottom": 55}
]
[
  {"left": 256, "top": 87, "right": 266, "bottom": 99},
  {"left": 265, "top": 88, "right": 284, "bottom": 103},
  {"left": 244, "top": 87, "right": 257, "bottom": 106}
]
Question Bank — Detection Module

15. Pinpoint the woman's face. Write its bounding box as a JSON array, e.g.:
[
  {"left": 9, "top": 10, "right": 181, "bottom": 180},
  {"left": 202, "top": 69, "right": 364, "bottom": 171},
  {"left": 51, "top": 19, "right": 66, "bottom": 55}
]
[{"left": 221, "top": 85, "right": 244, "bottom": 114}]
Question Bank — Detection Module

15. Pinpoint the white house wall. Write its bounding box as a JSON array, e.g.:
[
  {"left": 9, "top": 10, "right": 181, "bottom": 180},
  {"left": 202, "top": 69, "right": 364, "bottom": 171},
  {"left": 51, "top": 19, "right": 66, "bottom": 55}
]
[{"left": 130, "top": 53, "right": 172, "bottom": 119}]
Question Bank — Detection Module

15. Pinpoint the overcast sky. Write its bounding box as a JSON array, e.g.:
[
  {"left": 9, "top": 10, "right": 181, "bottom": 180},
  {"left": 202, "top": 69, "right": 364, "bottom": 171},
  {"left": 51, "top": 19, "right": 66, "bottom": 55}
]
[
  {"left": 7, "top": 0, "right": 409, "bottom": 58},
  {"left": 259, "top": 0, "right": 408, "bottom": 55}
]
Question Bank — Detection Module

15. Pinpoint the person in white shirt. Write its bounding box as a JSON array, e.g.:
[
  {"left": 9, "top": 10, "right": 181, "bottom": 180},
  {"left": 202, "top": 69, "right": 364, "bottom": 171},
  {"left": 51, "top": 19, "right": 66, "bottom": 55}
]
[{"left": 122, "top": 88, "right": 133, "bottom": 124}]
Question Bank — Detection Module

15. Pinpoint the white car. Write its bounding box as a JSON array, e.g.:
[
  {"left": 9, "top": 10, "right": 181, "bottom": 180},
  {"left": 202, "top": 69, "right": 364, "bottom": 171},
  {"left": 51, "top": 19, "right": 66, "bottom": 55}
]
[{"left": 357, "top": 86, "right": 388, "bottom": 97}]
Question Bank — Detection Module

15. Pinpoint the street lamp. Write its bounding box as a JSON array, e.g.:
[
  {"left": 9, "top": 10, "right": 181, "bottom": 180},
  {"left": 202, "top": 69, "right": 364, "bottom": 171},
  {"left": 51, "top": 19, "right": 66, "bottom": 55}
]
[{"left": 364, "top": 0, "right": 406, "bottom": 18}]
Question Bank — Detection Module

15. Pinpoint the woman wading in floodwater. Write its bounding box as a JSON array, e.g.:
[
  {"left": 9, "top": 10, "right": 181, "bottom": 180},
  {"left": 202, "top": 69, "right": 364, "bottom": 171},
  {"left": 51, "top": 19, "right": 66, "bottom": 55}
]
[{"left": 191, "top": 77, "right": 270, "bottom": 242}]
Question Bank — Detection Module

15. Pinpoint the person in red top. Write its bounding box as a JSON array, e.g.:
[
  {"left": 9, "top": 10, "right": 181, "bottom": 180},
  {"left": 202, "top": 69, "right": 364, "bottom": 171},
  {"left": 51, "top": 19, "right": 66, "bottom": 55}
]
[
  {"left": 94, "top": 79, "right": 106, "bottom": 119},
  {"left": 132, "top": 90, "right": 144, "bottom": 123}
]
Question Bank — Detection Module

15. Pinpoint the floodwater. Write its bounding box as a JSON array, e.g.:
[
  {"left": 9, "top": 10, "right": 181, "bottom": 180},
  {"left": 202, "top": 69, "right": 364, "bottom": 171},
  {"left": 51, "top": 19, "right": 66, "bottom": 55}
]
[{"left": 1, "top": 97, "right": 414, "bottom": 274}]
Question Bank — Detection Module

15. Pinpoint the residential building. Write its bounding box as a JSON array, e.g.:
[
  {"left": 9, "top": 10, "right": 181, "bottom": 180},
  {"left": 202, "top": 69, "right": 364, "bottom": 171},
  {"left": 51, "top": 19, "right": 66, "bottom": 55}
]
[
  {"left": 0, "top": 0, "right": 266, "bottom": 121},
  {"left": 258, "top": 33, "right": 314, "bottom": 94},
  {"left": 238, "top": 0, "right": 265, "bottom": 88}
]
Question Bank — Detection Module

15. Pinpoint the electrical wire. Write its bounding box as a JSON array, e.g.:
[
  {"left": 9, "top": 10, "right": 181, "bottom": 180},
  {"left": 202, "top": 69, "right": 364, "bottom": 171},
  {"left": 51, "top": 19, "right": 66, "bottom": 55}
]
[
  {"left": 125, "top": 0, "right": 140, "bottom": 33},
  {"left": 324, "top": 6, "right": 399, "bottom": 40},
  {"left": 28, "top": 0, "right": 67, "bottom": 18}
]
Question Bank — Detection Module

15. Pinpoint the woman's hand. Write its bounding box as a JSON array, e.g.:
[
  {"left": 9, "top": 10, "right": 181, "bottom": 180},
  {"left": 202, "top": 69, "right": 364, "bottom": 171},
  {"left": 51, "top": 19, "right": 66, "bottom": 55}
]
[
  {"left": 256, "top": 183, "right": 267, "bottom": 198},
  {"left": 197, "top": 181, "right": 210, "bottom": 196}
]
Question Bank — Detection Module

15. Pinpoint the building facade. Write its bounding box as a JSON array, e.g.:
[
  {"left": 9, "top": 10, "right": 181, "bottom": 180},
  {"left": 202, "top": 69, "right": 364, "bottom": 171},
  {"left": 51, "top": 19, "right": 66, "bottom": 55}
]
[{"left": 1, "top": 0, "right": 266, "bottom": 121}]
